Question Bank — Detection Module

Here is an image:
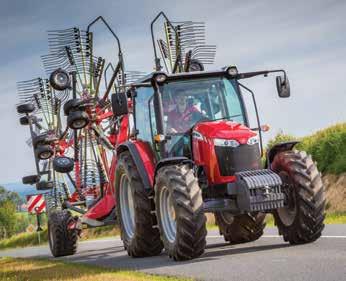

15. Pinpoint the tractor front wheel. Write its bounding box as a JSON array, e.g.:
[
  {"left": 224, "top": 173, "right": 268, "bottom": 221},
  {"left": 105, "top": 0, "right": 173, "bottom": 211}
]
[
  {"left": 271, "top": 150, "right": 325, "bottom": 244},
  {"left": 215, "top": 212, "right": 266, "bottom": 244},
  {"left": 115, "top": 152, "right": 163, "bottom": 257},
  {"left": 48, "top": 210, "right": 78, "bottom": 257},
  {"left": 155, "top": 164, "right": 207, "bottom": 261}
]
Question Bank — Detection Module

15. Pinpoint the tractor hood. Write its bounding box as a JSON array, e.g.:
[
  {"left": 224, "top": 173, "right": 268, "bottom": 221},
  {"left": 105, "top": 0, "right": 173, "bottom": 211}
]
[{"left": 193, "top": 120, "right": 257, "bottom": 144}]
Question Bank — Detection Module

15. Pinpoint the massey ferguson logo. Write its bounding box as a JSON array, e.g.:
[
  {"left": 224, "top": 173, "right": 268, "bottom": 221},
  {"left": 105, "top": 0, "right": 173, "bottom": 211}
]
[{"left": 261, "top": 185, "right": 272, "bottom": 197}]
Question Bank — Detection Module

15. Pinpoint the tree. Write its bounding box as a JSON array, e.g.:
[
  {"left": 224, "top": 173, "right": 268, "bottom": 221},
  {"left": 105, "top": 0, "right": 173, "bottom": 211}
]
[
  {"left": 266, "top": 132, "right": 297, "bottom": 151},
  {"left": 0, "top": 186, "right": 23, "bottom": 207},
  {"left": 0, "top": 200, "right": 17, "bottom": 239},
  {"left": 0, "top": 186, "right": 23, "bottom": 239}
]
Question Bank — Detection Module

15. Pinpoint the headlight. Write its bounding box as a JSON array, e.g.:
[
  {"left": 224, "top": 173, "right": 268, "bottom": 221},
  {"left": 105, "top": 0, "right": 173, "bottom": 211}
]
[
  {"left": 214, "top": 138, "right": 239, "bottom": 147},
  {"left": 192, "top": 131, "right": 205, "bottom": 141},
  {"left": 247, "top": 135, "right": 259, "bottom": 145}
]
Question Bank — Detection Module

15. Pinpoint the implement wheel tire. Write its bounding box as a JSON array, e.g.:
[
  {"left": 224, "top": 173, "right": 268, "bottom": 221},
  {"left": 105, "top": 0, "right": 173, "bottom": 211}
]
[
  {"left": 35, "top": 145, "right": 54, "bottom": 160},
  {"left": 36, "top": 180, "right": 54, "bottom": 191},
  {"left": 115, "top": 151, "right": 163, "bottom": 257},
  {"left": 17, "top": 103, "right": 35, "bottom": 114},
  {"left": 19, "top": 116, "right": 29, "bottom": 125},
  {"left": 155, "top": 164, "right": 207, "bottom": 261},
  {"left": 67, "top": 111, "right": 89, "bottom": 130},
  {"left": 215, "top": 212, "right": 266, "bottom": 244},
  {"left": 22, "top": 175, "right": 40, "bottom": 185},
  {"left": 32, "top": 133, "right": 49, "bottom": 148},
  {"left": 48, "top": 210, "right": 78, "bottom": 257},
  {"left": 53, "top": 156, "right": 74, "bottom": 173},
  {"left": 63, "top": 99, "right": 84, "bottom": 115},
  {"left": 271, "top": 150, "right": 325, "bottom": 244}
]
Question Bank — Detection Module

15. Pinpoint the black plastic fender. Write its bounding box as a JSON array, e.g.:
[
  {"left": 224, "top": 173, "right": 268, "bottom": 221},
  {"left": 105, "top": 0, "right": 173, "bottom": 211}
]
[
  {"left": 117, "top": 142, "right": 152, "bottom": 191},
  {"left": 153, "top": 157, "right": 194, "bottom": 187},
  {"left": 266, "top": 141, "right": 300, "bottom": 168}
]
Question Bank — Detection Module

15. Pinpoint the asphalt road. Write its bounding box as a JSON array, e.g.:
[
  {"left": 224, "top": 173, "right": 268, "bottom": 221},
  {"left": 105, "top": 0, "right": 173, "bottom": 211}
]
[{"left": 1, "top": 225, "right": 345, "bottom": 281}]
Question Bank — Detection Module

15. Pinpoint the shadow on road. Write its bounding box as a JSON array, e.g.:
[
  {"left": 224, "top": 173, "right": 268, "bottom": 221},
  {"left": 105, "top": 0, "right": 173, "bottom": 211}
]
[
  {"left": 62, "top": 241, "right": 291, "bottom": 271},
  {"left": 202, "top": 242, "right": 290, "bottom": 260}
]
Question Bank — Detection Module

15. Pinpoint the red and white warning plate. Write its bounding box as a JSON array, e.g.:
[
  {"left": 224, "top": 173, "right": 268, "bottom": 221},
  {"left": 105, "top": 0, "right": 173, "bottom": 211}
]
[{"left": 26, "top": 194, "right": 46, "bottom": 214}]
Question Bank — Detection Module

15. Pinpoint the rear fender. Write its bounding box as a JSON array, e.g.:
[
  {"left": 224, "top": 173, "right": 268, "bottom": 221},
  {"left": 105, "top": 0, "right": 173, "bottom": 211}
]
[{"left": 266, "top": 141, "right": 300, "bottom": 168}]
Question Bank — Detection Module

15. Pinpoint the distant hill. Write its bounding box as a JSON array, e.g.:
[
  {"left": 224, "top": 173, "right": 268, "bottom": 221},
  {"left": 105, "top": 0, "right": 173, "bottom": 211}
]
[{"left": 1, "top": 182, "right": 40, "bottom": 200}]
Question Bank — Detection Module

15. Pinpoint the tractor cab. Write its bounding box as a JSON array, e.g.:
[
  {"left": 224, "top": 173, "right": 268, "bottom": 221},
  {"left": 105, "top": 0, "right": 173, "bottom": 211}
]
[
  {"left": 133, "top": 71, "right": 248, "bottom": 159},
  {"left": 154, "top": 74, "right": 248, "bottom": 159}
]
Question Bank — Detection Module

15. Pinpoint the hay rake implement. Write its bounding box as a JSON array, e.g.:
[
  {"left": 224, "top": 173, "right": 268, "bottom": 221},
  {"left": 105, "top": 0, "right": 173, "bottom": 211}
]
[{"left": 16, "top": 17, "right": 130, "bottom": 256}]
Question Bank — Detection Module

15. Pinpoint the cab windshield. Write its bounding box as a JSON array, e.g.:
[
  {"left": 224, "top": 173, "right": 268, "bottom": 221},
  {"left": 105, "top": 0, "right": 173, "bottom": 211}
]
[{"left": 160, "top": 77, "right": 246, "bottom": 134}]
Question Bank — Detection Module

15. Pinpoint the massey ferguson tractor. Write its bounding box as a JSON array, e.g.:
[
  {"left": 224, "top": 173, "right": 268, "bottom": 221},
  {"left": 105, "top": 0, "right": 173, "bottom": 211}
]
[
  {"left": 16, "top": 12, "right": 325, "bottom": 261},
  {"left": 111, "top": 12, "right": 326, "bottom": 261}
]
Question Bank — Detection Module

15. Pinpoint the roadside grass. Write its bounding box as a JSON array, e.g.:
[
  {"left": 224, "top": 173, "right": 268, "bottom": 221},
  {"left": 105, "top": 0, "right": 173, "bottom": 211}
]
[
  {"left": 1, "top": 212, "right": 345, "bottom": 250},
  {"left": 0, "top": 230, "right": 48, "bottom": 250},
  {"left": 0, "top": 225, "right": 119, "bottom": 250},
  {"left": 0, "top": 257, "right": 193, "bottom": 281},
  {"left": 265, "top": 212, "right": 346, "bottom": 227}
]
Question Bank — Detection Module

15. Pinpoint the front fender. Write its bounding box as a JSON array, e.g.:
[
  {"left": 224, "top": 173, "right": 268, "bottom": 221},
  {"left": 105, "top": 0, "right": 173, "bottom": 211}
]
[
  {"left": 153, "top": 157, "right": 194, "bottom": 187},
  {"left": 266, "top": 141, "right": 300, "bottom": 168},
  {"left": 117, "top": 141, "right": 155, "bottom": 191}
]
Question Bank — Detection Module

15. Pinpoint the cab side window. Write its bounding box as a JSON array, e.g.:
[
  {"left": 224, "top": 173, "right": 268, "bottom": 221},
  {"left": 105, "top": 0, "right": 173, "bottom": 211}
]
[{"left": 135, "top": 87, "right": 154, "bottom": 142}]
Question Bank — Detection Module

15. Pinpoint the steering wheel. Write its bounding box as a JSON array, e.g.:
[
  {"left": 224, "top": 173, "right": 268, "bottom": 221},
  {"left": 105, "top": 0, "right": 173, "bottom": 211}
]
[
  {"left": 183, "top": 110, "right": 209, "bottom": 124},
  {"left": 168, "top": 135, "right": 188, "bottom": 157}
]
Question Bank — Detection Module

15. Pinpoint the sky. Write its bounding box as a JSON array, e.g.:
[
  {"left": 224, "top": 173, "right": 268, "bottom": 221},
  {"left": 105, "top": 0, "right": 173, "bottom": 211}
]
[{"left": 0, "top": 0, "right": 345, "bottom": 184}]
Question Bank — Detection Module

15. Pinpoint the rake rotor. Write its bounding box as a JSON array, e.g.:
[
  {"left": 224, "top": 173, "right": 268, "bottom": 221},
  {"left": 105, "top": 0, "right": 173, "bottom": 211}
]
[{"left": 151, "top": 12, "right": 216, "bottom": 73}]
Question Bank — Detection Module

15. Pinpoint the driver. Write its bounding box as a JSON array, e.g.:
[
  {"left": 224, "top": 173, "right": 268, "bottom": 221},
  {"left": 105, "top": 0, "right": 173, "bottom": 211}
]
[{"left": 167, "top": 89, "right": 202, "bottom": 133}]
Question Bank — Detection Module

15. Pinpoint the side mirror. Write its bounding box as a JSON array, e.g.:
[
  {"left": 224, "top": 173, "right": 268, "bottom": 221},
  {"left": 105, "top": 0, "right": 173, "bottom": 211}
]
[
  {"left": 111, "top": 92, "right": 128, "bottom": 117},
  {"left": 276, "top": 75, "right": 290, "bottom": 98}
]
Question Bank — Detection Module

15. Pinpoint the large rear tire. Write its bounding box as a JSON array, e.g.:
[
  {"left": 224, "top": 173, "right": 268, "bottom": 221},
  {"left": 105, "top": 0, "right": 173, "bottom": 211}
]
[
  {"left": 215, "top": 212, "right": 266, "bottom": 244},
  {"left": 115, "top": 152, "right": 163, "bottom": 257},
  {"left": 271, "top": 150, "right": 325, "bottom": 244},
  {"left": 155, "top": 164, "right": 207, "bottom": 261},
  {"left": 48, "top": 210, "right": 78, "bottom": 257}
]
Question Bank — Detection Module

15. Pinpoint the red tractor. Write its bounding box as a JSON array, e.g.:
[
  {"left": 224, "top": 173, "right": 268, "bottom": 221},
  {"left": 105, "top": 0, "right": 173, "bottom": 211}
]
[
  {"left": 112, "top": 67, "right": 325, "bottom": 261},
  {"left": 111, "top": 12, "right": 325, "bottom": 261}
]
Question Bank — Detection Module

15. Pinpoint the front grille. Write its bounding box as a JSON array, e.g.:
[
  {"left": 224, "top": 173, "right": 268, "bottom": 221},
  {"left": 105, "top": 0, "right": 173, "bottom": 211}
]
[{"left": 215, "top": 144, "right": 261, "bottom": 176}]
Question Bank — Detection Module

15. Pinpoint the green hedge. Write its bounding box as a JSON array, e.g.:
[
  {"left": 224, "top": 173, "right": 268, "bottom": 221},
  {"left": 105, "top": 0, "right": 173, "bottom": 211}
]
[{"left": 266, "top": 123, "right": 346, "bottom": 175}]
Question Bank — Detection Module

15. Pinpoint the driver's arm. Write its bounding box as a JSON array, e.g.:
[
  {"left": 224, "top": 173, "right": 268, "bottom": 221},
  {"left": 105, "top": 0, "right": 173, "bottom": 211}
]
[{"left": 166, "top": 111, "right": 178, "bottom": 133}]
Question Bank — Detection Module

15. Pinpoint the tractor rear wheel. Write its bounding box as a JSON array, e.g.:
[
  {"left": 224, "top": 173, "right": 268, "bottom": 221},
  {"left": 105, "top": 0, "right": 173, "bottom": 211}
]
[
  {"left": 271, "top": 150, "right": 325, "bottom": 244},
  {"left": 48, "top": 210, "right": 78, "bottom": 257},
  {"left": 215, "top": 212, "right": 266, "bottom": 244},
  {"left": 115, "top": 151, "right": 163, "bottom": 257},
  {"left": 155, "top": 164, "right": 207, "bottom": 261}
]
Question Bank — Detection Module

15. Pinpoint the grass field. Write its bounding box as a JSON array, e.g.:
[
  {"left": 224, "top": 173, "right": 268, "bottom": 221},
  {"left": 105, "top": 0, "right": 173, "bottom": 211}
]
[{"left": 0, "top": 257, "right": 192, "bottom": 281}]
